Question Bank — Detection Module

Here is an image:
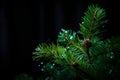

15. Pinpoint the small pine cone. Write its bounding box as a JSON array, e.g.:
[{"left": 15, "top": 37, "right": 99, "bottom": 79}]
[{"left": 82, "top": 39, "right": 92, "bottom": 49}]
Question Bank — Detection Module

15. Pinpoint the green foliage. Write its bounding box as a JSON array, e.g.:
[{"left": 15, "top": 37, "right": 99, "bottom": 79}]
[
  {"left": 14, "top": 73, "right": 33, "bottom": 80},
  {"left": 79, "top": 5, "right": 106, "bottom": 39},
  {"left": 32, "top": 5, "right": 120, "bottom": 80}
]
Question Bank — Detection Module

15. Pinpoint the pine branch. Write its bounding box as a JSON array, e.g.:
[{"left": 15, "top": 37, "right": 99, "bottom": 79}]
[
  {"left": 32, "top": 4, "right": 120, "bottom": 80},
  {"left": 63, "top": 33, "right": 86, "bottom": 54},
  {"left": 79, "top": 5, "right": 106, "bottom": 39}
]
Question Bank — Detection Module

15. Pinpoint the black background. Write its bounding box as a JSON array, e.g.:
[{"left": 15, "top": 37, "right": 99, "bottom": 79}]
[{"left": 0, "top": 0, "right": 119, "bottom": 79}]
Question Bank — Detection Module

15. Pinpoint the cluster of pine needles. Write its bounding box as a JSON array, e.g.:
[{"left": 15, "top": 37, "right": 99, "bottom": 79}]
[{"left": 32, "top": 5, "right": 120, "bottom": 80}]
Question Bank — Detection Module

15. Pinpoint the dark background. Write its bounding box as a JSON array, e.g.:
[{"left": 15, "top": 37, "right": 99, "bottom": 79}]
[{"left": 0, "top": 0, "right": 119, "bottom": 79}]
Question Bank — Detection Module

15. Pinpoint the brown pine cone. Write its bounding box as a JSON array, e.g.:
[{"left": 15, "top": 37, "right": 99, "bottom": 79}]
[{"left": 82, "top": 38, "right": 92, "bottom": 49}]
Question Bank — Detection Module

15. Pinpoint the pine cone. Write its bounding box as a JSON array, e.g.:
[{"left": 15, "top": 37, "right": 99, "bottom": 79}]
[
  {"left": 82, "top": 39, "right": 92, "bottom": 49},
  {"left": 82, "top": 39, "right": 92, "bottom": 64}
]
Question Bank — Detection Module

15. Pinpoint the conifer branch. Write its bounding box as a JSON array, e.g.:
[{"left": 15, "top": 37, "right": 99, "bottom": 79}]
[
  {"left": 80, "top": 5, "right": 106, "bottom": 39},
  {"left": 63, "top": 33, "right": 86, "bottom": 54},
  {"left": 31, "top": 4, "right": 120, "bottom": 80}
]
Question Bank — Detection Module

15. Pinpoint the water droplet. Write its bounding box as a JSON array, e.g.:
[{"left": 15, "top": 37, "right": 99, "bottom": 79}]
[
  {"left": 41, "top": 68, "right": 44, "bottom": 71},
  {"left": 110, "top": 56, "right": 113, "bottom": 59},
  {"left": 41, "top": 62, "right": 43, "bottom": 64},
  {"left": 38, "top": 64, "right": 40, "bottom": 67},
  {"left": 67, "top": 47, "right": 69, "bottom": 49},
  {"left": 52, "top": 63, "right": 55, "bottom": 66},
  {"left": 43, "top": 65, "right": 45, "bottom": 68},
  {"left": 50, "top": 65, "right": 53, "bottom": 69},
  {"left": 64, "top": 31, "right": 67, "bottom": 33},
  {"left": 70, "top": 36, "right": 73, "bottom": 40}
]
